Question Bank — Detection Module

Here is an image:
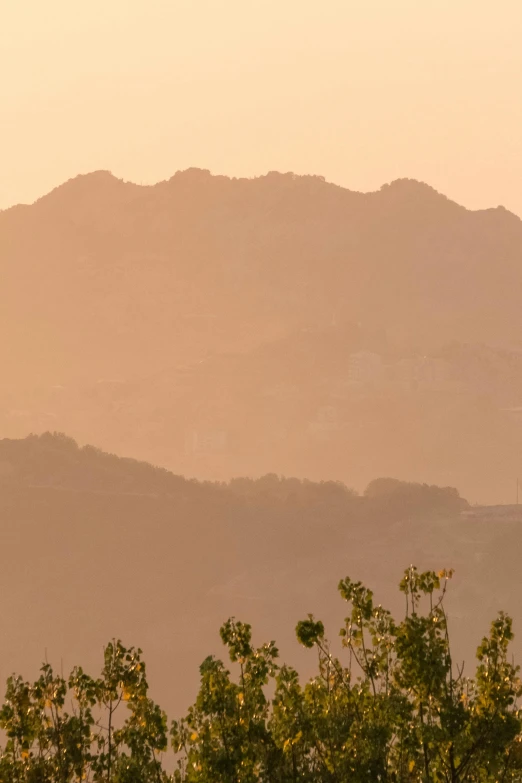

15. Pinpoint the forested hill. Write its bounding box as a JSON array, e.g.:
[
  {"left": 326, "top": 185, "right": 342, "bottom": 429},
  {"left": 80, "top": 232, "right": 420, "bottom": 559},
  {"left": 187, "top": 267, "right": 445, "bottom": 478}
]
[
  {"left": 0, "top": 432, "right": 466, "bottom": 517},
  {"left": 1, "top": 432, "right": 521, "bottom": 727}
]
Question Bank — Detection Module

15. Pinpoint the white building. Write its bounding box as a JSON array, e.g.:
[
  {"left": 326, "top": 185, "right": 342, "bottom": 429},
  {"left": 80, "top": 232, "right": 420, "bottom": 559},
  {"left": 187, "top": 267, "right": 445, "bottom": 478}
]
[
  {"left": 185, "top": 429, "right": 228, "bottom": 454},
  {"left": 346, "top": 352, "right": 384, "bottom": 387}
]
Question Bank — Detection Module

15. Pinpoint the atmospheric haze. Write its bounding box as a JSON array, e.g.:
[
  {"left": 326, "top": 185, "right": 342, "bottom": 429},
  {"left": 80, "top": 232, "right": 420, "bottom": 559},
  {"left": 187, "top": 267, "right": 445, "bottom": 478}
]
[
  {"left": 1, "top": 169, "right": 522, "bottom": 503},
  {"left": 2, "top": 2, "right": 522, "bottom": 778},
  {"left": 2, "top": 0, "right": 522, "bottom": 215}
]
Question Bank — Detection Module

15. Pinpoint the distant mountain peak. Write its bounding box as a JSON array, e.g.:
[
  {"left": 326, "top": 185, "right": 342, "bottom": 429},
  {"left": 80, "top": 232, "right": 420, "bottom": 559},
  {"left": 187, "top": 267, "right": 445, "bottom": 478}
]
[
  {"left": 2, "top": 169, "right": 517, "bottom": 222},
  {"left": 46, "top": 169, "right": 122, "bottom": 191},
  {"left": 74, "top": 169, "right": 117, "bottom": 182},
  {"left": 380, "top": 178, "right": 456, "bottom": 204},
  {"left": 34, "top": 170, "right": 134, "bottom": 209}
]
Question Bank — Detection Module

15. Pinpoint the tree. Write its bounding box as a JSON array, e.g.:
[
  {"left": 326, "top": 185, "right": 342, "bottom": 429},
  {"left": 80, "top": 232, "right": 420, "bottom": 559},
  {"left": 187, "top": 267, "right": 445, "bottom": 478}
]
[
  {"left": 0, "top": 640, "right": 169, "bottom": 782},
  {"left": 171, "top": 619, "right": 281, "bottom": 783},
  {"left": 1, "top": 567, "right": 521, "bottom": 781},
  {"left": 174, "top": 567, "right": 522, "bottom": 782}
]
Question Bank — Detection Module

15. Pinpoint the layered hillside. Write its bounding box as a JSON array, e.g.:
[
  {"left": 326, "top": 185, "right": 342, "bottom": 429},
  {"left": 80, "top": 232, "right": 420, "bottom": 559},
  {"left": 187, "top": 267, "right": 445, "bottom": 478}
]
[
  {"left": 2, "top": 170, "right": 522, "bottom": 501},
  {"left": 0, "top": 433, "right": 519, "bottom": 723}
]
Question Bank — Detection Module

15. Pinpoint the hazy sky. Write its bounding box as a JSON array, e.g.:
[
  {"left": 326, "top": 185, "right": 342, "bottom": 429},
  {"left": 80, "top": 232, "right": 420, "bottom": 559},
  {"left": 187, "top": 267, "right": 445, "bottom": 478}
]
[{"left": 2, "top": 0, "right": 521, "bottom": 214}]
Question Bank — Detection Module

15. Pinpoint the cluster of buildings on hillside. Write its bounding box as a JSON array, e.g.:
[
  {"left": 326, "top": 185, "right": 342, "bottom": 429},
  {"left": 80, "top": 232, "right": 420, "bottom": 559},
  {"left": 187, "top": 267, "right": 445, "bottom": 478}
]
[
  {"left": 343, "top": 351, "right": 460, "bottom": 393},
  {"left": 3, "top": 346, "right": 522, "bottom": 461}
]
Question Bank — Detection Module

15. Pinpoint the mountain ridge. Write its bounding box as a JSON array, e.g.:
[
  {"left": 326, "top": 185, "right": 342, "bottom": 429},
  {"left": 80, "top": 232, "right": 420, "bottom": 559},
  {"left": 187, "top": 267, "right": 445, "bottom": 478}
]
[{"left": 3, "top": 168, "right": 519, "bottom": 220}]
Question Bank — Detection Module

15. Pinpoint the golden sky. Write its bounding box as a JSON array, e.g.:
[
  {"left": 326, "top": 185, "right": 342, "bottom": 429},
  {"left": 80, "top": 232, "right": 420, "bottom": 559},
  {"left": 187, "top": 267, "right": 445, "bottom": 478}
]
[{"left": 2, "top": 0, "right": 521, "bottom": 214}]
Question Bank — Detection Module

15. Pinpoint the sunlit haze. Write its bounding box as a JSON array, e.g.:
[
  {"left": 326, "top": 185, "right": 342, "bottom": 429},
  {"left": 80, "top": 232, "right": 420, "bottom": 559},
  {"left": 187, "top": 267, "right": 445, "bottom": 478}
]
[
  {"left": 3, "top": 4, "right": 522, "bottom": 778},
  {"left": 2, "top": 0, "right": 521, "bottom": 214}
]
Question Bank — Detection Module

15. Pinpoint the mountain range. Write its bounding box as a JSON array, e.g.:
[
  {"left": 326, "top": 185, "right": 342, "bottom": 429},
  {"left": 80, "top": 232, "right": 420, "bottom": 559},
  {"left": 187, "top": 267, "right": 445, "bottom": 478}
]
[{"left": 2, "top": 169, "right": 522, "bottom": 501}]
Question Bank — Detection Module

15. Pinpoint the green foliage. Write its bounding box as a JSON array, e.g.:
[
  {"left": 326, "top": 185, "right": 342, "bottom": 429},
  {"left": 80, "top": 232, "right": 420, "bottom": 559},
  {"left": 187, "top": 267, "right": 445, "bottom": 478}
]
[
  {"left": 171, "top": 619, "right": 280, "bottom": 783},
  {"left": 1, "top": 567, "right": 522, "bottom": 781},
  {"left": 173, "top": 567, "right": 522, "bottom": 783},
  {"left": 0, "top": 640, "right": 169, "bottom": 782},
  {"left": 295, "top": 617, "right": 325, "bottom": 649}
]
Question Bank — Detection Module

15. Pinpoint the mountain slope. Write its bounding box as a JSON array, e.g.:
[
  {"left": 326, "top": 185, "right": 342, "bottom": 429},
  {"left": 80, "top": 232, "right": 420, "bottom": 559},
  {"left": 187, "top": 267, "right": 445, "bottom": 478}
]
[{"left": 1, "top": 169, "right": 521, "bottom": 384}]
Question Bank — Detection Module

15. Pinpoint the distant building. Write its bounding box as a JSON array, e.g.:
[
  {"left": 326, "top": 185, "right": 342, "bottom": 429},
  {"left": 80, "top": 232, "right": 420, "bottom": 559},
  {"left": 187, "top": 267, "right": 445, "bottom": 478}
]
[
  {"left": 317, "top": 405, "right": 337, "bottom": 424},
  {"left": 307, "top": 405, "right": 340, "bottom": 437},
  {"left": 346, "top": 352, "right": 384, "bottom": 387},
  {"left": 392, "top": 356, "right": 456, "bottom": 392},
  {"left": 185, "top": 429, "right": 228, "bottom": 454},
  {"left": 262, "top": 383, "right": 300, "bottom": 401}
]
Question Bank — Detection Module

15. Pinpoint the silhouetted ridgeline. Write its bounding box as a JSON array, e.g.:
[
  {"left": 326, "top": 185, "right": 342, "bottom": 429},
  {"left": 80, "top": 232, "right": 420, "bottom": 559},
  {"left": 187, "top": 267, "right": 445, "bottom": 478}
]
[{"left": 0, "top": 432, "right": 466, "bottom": 518}]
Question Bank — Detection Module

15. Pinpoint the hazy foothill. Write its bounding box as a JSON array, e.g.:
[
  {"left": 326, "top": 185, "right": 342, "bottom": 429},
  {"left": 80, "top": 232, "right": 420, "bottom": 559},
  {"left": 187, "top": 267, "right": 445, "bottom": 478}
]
[{"left": 0, "top": 432, "right": 522, "bottom": 778}]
